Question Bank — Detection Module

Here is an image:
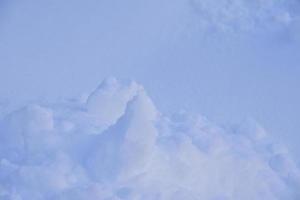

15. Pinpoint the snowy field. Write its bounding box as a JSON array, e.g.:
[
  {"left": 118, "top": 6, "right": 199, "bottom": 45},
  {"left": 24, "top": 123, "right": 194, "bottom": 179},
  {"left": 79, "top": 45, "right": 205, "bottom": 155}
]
[{"left": 1, "top": 0, "right": 300, "bottom": 199}]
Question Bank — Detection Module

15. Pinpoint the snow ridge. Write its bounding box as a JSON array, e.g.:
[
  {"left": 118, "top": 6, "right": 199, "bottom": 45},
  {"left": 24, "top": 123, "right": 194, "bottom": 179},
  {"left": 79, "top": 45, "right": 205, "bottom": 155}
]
[{"left": 0, "top": 78, "right": 299, "bottom": 200}]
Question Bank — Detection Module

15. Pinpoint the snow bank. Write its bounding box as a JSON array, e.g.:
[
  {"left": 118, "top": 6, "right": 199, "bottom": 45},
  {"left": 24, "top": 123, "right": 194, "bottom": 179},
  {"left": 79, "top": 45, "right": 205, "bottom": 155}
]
[{"left": 0, "top": 78, "right": 299, "bottom": 200}]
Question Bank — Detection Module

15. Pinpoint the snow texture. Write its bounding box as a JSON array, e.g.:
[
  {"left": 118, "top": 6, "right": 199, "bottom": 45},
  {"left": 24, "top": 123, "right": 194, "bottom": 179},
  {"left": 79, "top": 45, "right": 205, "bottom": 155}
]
[
  {"left": 189, "top": 0, "right": 298, "bottom": 32},
  {"left": 0, "top": 78, "right": 300, "bottom": 200}
]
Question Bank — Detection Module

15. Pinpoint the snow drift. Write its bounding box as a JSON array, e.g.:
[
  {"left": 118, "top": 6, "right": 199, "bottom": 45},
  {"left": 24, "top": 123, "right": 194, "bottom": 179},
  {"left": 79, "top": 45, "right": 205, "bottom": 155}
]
[{"left": 0, "top": 78, "right": 299, "bottom": 200}]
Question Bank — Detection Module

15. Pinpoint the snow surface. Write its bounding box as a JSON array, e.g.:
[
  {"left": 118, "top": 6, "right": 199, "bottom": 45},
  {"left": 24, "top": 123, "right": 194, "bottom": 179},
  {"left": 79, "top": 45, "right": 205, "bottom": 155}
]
[
  {"left": 1, "top": 0, "right": 300, "bottom": 162},
  {"left": 0, "top": 78, "right": 299, "bottom": 200}
]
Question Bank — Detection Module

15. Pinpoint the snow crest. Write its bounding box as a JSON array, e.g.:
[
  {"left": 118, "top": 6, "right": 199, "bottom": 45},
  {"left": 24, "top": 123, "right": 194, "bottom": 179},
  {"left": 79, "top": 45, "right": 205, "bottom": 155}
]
[{"left": 0, "top": 79, "right": 299, "bottom": 200}]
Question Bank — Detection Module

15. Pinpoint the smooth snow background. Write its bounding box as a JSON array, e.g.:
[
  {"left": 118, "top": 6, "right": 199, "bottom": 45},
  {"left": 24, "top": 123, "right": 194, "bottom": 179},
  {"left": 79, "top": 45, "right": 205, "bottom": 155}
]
[{"left": 0, "top": 0, "right": 300, "bottom": 161}]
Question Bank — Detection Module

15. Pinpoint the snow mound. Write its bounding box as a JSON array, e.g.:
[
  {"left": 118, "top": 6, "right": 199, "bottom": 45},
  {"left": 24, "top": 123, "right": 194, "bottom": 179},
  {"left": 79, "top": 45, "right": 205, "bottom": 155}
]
[{"left": 0, "top": 78, "right": 299, "bottom": 200}]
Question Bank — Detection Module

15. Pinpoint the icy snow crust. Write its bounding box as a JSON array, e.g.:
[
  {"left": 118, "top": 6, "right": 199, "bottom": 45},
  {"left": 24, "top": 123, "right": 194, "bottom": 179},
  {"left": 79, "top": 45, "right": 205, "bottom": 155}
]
[{"left": 0, "top": 78, "right": 300, "bottom": 200}]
